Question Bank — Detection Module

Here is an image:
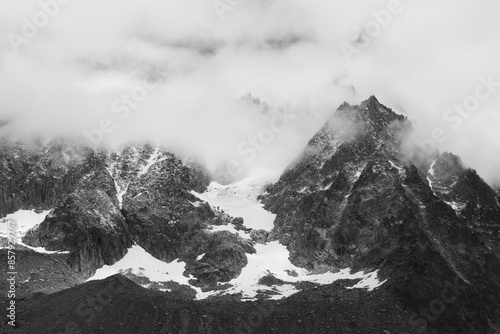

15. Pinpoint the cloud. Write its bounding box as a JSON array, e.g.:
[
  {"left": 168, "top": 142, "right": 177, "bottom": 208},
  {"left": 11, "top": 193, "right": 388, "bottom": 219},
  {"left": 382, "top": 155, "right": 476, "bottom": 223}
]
[{"left": 0, "top": 0, "right": 499, "bottom": 183}]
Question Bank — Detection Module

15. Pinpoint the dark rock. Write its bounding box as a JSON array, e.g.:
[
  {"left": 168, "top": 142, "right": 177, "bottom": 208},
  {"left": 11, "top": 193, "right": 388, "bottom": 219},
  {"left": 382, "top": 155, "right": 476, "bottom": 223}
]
[
  {"left": 261, "top": 97, "right": 500, "bottom": 333},
  {"left": 23, "top": 165, "right": 133, "bottom": 276}
]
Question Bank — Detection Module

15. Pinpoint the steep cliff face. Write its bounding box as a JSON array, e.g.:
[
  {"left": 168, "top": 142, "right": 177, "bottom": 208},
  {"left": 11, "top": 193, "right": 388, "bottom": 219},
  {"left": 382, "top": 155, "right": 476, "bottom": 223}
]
[
  {"left": 118, "top": 147, "right": 255, "bottom": 286},
  {"left": 262, "top": 96, "right": 411, "bottom": 269},
  {"left": 2, "top": 97, "right": 500, "bottom": 333},
  {"left": 428, "top": 153, "right": 500, "bottom": 255},
  {"left": 0, "top": 138, "right": 98, "bottom": 217},
  {"left": 23, "top": 162, "right": 133, "bottom": 276},
  {"left": 4, "top": 141, "right": 254, "bottom": 285},
  {"left": 261, "top": 96, "right": 500, "bottom": 333}
]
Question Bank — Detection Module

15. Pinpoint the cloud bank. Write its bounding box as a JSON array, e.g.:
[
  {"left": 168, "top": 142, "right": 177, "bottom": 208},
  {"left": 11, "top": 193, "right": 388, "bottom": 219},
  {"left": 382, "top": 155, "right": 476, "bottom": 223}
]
[{"left": 0, "top": 0, "right": 499, "bottom": 183}]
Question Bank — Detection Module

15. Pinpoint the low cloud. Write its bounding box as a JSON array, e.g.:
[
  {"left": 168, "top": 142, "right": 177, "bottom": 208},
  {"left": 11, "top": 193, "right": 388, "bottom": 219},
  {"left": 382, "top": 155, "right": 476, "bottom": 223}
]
[{"left": 0, "top": 0, "right": 498, "bottom": 183}]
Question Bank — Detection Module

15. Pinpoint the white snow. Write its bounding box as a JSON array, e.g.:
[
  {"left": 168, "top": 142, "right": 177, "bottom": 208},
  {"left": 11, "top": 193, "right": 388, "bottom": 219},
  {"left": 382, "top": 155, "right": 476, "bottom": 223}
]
[
  {"left": 346, "top": 271, "right": 387, "bottom": 291},
  {"left": 196, "top": 241, "right": 386, "bottom": 300},
  {"left": 427, "top": 161, "right": 463, "bottom": 215},
  {"left": 138, "top": 148, "right": 159, "bottom": 176},
  {"left": 116, "top": 182, "right": 129, "bottom": 208},
  {"left": 189, "top": 168, "right": 386, "bottom": 300},
  {"left": 298, "top": 186, "right": 309, "bottom": 193},
  {"left": 196, "top": 253, "right": 205, "bottom": 261},
  {"left": 0, "top": 209, "right": 69, "bottom": 254},
  {"left": 445, "top": 200, "right": 466, "bottom": 215},
  {"left": 138, "top": 148, "right": 168, "bottom": 176},
  {"left": 88, "top": 244, "right": 199, "bottom": 290},
  {"left": 191, "top": 169, "right": 280, "bottom": 231},
  {"left": 427, "top": 160, "right": 437, "bottom": 191},
  {"left": 428, "top": 160, "right": 437, "bottom": 177},
  {"left": 87, "top": 166, "right": 385, "bottom": 299},
  {"left": 350, "top": 164, "right": 366, "bottom": 184},
  {"left": 320, "top": 183, "right": 333, "bottom": 191},
  {"left": 105, "top": 166, "right": 129, "bottom": 209},
  {"left": 389, "top": 160, "right": 405, "bottom": 174}
]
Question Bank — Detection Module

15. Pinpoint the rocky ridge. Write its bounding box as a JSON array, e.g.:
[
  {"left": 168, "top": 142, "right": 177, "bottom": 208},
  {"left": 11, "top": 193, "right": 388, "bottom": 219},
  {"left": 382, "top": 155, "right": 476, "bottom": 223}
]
[
  {"left": 1, "top": 141, "right": 255, "bottom": 291},
  {"left": 1, "top": 96, "right": 499, "bottom": 333},
  {"left": 261, "top": 96, "right": 500, "bottom": 333}
]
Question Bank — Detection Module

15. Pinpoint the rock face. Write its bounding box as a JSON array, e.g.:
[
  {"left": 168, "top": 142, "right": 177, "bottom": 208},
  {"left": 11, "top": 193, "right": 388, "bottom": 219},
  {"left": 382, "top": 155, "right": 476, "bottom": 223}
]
[
  {"left": 2, "top": 140, "right": 254, "bottom": 285},
  {"left": 262, "top": 96, "right": 500, "bottom": 333},
  {"left": 23, "top": 162, "right": 133, "bottom": 276},
  {"left": 262, "top": 96, "right": 411, "bottom": 269},
  {"left": 0, "top": 138, "right": 98, "bottom": 217},
  {"left": 2, "top": 97, "right": 500, "bottom": 334},
  {"left": 117, "top": 146, "right": 255, "bottom": 285}
]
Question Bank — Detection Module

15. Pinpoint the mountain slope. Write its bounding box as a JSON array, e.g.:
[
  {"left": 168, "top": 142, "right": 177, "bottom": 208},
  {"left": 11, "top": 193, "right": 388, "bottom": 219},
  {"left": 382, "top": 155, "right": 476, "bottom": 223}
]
[
  {"left": 1, "top": 97, "right": 499, "bottom": 333},
  {"left": 261, "top": 96, "right": 500, "bottom": 333},
  {"left": 2, "top": 274, "right": 417, "bottom": 334}
]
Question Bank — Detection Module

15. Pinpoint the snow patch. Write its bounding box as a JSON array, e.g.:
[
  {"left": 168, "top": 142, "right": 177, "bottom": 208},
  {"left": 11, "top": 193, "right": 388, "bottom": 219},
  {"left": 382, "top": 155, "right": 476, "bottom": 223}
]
[
  {"left": 0, "top": 209, "right": 69, "bottom": 254},
  {"left": 105, "top": 166, "right": 129, "bottom": 209},
  {"left": 197, "top": 241, "right": 387, "bottom": 300},
  {"left": 114, "top": 180, "right": 129, "bottom": 209},
  {"left": 85, "top": 167, "right": 386, "bottom": 300},
  {"left": 350, "top": 164, "right": 366, "bottom": 184},
  {"left": 427, "top": 160, "right": 437, "bottom": 189},
  {"left": 346, "top": 271, "right": 387, "bottom": 291},
  {"left": 191, "top": 169, "right": 279, "bottom": 231},
  {"left": 88, "top": 245, "right": 200, "bottom": 292},
  {"left": 389, "top": 160, "right": 405, "bottom": 174},
  {"left": 298, "top": 186, "right": 309, "bottom": 193},
  {"left": 138, "top": 148, "right": 168, "bottom": 176},
  {"left": 320, "top": 183, "right": 332, "bottom": 191},
  {"left": 445, "top": 201, "right": 466, "bottom": 215}
]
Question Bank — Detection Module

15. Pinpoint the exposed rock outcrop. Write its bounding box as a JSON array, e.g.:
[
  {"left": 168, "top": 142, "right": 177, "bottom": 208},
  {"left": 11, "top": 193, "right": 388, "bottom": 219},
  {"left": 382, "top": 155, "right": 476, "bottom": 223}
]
[
  {"left": 23, "top": 164, "right": 133, "bottom": 276},
  {"left": 0, "top": 138, "right": 100, "bottom": 217},
  {"left": 120, "top": 147, "right": 255, "bottom": 285},
  {"left": 261, "top": 96, "right": 500, "bottom": 333}
]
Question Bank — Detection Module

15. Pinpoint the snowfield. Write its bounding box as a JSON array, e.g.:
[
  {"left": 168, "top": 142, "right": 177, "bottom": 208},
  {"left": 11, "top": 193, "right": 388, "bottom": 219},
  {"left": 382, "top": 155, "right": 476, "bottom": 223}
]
[
  {"left": 88, "top": 244, "right": 202, "bottom": 293},
  {"left": 206, "top": 241, "right": 387, "bottom": 300},
  {"left": 0, "top": 209, "right": 69, "bottom": 254},
  {"left": 190, "top": 169, "right": 386, "bottom": 299},
  {"left": 191, "top": 169, "right": 280, "bottom": 231}
]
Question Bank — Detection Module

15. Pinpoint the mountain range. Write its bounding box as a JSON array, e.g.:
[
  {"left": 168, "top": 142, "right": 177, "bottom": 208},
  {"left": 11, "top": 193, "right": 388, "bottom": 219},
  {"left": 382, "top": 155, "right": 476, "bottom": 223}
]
[{"left": 1, "top": 96, "right": 499, "bottom": 333}]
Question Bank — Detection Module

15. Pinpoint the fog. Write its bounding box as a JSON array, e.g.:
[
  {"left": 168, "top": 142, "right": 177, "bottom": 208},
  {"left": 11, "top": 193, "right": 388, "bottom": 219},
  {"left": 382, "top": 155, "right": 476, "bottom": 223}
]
[{"left": 0, "top": 0, "right": 499, "bottom": 183}]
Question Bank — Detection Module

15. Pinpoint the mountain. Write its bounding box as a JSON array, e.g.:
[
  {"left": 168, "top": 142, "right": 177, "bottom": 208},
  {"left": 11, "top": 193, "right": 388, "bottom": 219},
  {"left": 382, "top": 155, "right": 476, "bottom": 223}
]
[
  {"left": 261, "top": 96, "right": 500, "bottom": 333},
  {"left": 1, "top": 141, "right": 255, "bottom": 293},
  {"left": 1, "top": 97, "right": 499, "bottom": 333}
]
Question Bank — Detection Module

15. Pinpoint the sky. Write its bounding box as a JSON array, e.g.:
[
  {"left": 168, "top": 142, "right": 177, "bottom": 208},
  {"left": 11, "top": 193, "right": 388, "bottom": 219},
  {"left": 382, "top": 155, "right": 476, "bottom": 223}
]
[{"left": 0, "top": 0, "right": 499, "bottom": 184}]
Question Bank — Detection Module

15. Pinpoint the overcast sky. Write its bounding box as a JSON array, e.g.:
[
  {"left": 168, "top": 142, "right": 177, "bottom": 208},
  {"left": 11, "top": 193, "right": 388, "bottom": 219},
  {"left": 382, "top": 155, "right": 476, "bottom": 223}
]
[{"left": 0, "top": 0, "right": 499, "bottom": 183}]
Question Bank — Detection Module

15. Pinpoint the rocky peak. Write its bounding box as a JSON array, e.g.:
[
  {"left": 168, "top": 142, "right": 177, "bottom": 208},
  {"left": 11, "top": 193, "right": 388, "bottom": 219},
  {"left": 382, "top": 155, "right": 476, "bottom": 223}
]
[
  {"left": 333, "top": 96, "right": 407, "bottom": 134},
  {"left": 432, "top": 151, "right": 465, "bottom": 175},
  {"left": 452, "top": 168, "right": 499, "bottom": 206},
  {"left": 281, "top": 97, "right": 409, "bottom": 180},
  {"left": 261, "top": 97, "right": 500, "bottom": 333},
  {"left": 428, "top": 151, "right": 466, "bottom": 188}
]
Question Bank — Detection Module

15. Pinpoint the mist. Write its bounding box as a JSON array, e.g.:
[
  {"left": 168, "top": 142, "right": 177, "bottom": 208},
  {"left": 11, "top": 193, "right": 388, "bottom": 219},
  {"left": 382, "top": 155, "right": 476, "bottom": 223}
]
[{"left": 0, "top": 0, "right": 499, "bottom": 183}]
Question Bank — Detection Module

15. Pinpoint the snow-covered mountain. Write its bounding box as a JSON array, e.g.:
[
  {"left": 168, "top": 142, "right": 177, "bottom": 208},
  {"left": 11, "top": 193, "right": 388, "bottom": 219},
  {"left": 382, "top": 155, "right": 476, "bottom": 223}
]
[{"left": 1, "top": 97, "right": 499, "bottom": 334}]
